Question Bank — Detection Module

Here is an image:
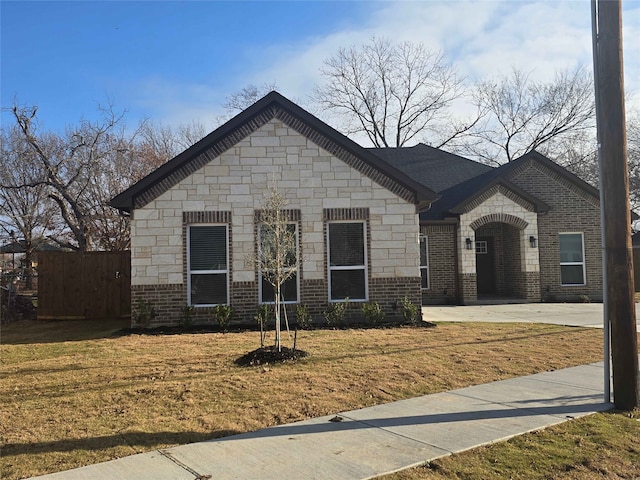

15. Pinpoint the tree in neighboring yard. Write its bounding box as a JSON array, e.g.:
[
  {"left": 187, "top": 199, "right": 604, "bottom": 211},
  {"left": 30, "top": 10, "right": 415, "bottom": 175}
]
[
  {"left": 7, "top": 103, "right": 133, "bottom": 251},
  {"left": 313, "top": 37, "right": 477, "bottom": 148},
  {"left": 0, "top": 126, "right": 56, "bottom": 287},
  {"left": 222, "top": 83, "right": 278, "bottom": 117},
  {"left": 252, "top": 182, "right": 298, "bottom": 352},
  {"left": 3, "top": 103, "right": 206, "bottom": 251},
  {"left": 462, "top": 67, "right": 596, "bottom": 165}
]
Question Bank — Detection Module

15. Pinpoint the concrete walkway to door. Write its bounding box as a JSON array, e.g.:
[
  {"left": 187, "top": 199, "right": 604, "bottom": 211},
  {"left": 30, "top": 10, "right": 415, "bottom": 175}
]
[{"left": 422, "top": 302, "right": 640, "bottom": 331}]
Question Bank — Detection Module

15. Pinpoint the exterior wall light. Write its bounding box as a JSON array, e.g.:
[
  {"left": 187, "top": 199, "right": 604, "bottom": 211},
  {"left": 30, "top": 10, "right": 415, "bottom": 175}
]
[
  {"left": 529, "top": 236, "right": 537, "bottom": 248},
  {"left": 465, "top": 238, "right": 473, "bottom": 250}
]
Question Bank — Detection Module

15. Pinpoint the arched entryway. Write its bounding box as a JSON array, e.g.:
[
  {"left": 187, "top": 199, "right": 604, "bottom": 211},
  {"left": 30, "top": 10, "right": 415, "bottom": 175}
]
[
  {"left": 475, "top": 222, "right": 526, "bottom": 298},
  {"left": 466, "top": 213, "right": 539, "bottom": 303}
]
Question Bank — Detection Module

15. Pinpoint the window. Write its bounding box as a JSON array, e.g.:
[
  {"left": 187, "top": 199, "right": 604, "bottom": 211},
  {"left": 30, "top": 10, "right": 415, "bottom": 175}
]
[
  {"left": 559, "top": 233, "right": 585, "bottom": 285},
  {"left": 327, "top": 222, "right": 367, "bottom": 301},
  {"left": 187, "top": 225, "right": 228, "bottom": 306},
  {"left": 475, "top": 241, "right": 488, "bottom": 254},
  {"left": 420, "top": 235, "right": 430, "bottom": 290},
  {"left": 259, "top": 223, "right": 299, "bottom": 303}
]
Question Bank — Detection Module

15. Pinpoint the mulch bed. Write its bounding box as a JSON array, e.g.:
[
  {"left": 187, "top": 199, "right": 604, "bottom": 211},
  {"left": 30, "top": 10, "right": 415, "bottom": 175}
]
[{"left": 235, "top": 346, "right": 308, "bottom": 367}]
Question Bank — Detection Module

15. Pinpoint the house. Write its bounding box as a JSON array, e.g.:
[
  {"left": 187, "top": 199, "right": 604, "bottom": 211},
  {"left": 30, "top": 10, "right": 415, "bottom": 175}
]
[
  {"left": 111, "top": 92, "right": 436, "bottom": 326},
  {"left": 112, "top": 91, "right": 603, "bottom": 327},
  {"left": 377, "top": 145, "right": 603, "bottom": 305}
]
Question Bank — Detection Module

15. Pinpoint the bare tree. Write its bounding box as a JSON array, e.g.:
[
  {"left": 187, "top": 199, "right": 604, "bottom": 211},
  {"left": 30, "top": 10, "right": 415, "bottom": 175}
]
[
  {"left": 626, "top": 111, "right": 640, "bottom": 217},
  {"left": 251, "top": 183, "right": 298, "bottom": 352},
  {"left": 7, "top": 103, "right": 133, "bottom": 250},
  {"left": 313, "top": 37, "right": 473, "bottom": 148},
  {"left": 463, "top": 67, "right": 596, "bottom": 165},
  {"left": 223, "top": 83, "right": 278, "bottom": 116},
  {"left": 0, "top": 126, "right": 56, "bottom": 286}
]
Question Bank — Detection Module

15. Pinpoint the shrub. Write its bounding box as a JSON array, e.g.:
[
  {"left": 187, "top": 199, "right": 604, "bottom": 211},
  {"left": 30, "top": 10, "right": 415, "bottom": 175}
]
[
  {"left": 323, "top": 298, "right": 349, "bottom": 327},
  {"left": 132, "top": 300, "right": 156, "bottom": 328},
  {"left": 181, "top": 305, "right": 195, "bottom": 327},
  {"left": 213, "top": 304, "right": 233, "bottom": 331},
  {"left": 361, "top": 302, "right": 385, "bottom": 325},
  {"left": 401, "top": 296, "right": 419, "bottom": 325},
  {"left": 295, "top": 303, "right": 312, "bottom": 329}
]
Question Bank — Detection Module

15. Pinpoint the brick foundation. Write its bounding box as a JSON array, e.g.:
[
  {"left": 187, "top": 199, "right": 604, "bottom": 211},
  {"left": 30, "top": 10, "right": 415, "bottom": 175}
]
[{"left": 131, "top": 275, "right": 422, "bottom": 328}]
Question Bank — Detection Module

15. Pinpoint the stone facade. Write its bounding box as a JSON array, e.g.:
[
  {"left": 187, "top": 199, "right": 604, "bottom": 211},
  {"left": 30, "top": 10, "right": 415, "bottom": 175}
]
[
  {"left": 455, "top": 189, "right": 540, "bottom": 304},
  {"left": 130, "top": 118, "right": 423, "bottom": 326}
]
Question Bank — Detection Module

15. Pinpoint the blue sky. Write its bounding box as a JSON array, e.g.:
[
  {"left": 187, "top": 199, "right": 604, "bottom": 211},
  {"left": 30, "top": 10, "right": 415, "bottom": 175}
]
[{"left": 2, "top": 1, "right": 639, "bottom": 135}]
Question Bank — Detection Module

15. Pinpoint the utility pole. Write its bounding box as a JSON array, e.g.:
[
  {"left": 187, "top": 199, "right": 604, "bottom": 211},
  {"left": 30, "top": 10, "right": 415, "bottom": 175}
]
[{"left": 592, "top": 0, "right": 639, "bottom": 410}]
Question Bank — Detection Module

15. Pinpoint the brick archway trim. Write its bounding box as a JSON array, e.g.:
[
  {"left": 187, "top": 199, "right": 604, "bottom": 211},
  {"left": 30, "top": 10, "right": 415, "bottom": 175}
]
[{"left": 470, "top": 213, "right": 528, "bottom": 231}]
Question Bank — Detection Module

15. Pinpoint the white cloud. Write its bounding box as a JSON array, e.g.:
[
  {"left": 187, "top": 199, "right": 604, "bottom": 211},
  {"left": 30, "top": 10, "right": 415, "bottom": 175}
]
[{"left": 133, "top": 1, "right": 640, "bottom": 130}]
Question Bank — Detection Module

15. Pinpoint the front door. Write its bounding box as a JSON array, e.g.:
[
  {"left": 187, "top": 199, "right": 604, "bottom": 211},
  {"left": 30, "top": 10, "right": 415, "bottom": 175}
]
[{"left": 476, "top": 237, "right": 496, "bottom": 295}]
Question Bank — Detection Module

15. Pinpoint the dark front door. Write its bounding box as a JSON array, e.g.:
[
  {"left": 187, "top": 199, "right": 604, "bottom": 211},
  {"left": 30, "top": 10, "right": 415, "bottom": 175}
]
[{"left": 476, "top": 237, "right": 496, "bottom": 295}]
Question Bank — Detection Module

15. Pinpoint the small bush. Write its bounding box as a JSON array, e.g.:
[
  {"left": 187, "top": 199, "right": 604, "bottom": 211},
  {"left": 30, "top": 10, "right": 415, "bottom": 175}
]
[
  {"left": 361, "top": 302, "right": 385, "bottom": 325},
  {"left": 181, "top": 305, "right": 195, "bottom": 327},
  {"left": 132, "top": 300, "right": 156, "bottom": 328},
  {"left": 295, "top": 303, "right": 312, "bottom": 329},
  {"left": 401, "top": 296, "right": 419, "bottom": 325},
  {"left": 323, "top": 298, "right": 349, "bottom": 327},
  {"left": 213, "top": 304, "right": 233, "bottom": 331}
]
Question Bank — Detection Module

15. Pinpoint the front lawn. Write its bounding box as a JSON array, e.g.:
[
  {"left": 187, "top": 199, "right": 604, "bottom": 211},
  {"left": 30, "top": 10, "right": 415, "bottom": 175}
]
[{"left": 1, "top": 319, "right": 605, "bottom": 479}]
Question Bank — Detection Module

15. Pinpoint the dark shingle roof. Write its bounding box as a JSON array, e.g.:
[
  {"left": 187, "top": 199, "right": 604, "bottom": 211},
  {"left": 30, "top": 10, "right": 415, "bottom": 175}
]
[
  {"left": 419, "top": 151, "right": 565, "bottom": 222},
  {"left": 368, "top": 144, "right": 493, "bottom": 193}
]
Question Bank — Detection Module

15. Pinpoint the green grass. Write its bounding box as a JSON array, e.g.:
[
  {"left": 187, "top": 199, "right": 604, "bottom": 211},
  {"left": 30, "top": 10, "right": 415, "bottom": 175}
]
[{"left": 382, "top": 409, "right": 640, "bottom": 479}]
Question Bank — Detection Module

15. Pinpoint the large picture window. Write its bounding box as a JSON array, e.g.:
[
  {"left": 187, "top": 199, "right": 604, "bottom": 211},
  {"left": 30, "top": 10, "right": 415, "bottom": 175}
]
[
  {"left": 188, "top": 225, "right": 228, "bottom": 306},
  {"left": 259, "top": 223, "right": 299, "bottom": 303},
  {"left": 559, "top": 233, "right": 585, "bottom": 286},
  {"left": 420, "top": 235, "right": 430, "bottom": 290},
  {"left": 327, "top": 222, "right": 367, "bottom": 301}
]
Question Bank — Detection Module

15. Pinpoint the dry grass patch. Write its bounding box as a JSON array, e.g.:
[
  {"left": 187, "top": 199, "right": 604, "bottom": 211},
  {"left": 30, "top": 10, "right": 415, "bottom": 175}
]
[
  {"left": 1, "top": 319, "right": 604, "bottom": 479},
  {"left": 382, "top": 409, "right": 640, "bottom": 480}
]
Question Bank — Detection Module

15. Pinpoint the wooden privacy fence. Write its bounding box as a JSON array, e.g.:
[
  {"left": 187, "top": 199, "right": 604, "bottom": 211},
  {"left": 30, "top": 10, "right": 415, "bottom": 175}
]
[{"left": 38, "top": 251, "right": 131, "bottom": 320}]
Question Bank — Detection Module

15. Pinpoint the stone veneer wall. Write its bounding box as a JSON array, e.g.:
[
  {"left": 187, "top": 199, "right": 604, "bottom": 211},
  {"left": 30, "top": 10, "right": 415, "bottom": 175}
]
[
  {"left": 420, "top": 225, "right": 457, "bottom": 304},
  {"left": 129, "top": 118, "right": 422, "bottom": 326},
  {"left": 458, "top": 191, "right": 540, "bottom": 304},
  {"left": 506, "top": 161, "right": 603, "bottom": 301}
]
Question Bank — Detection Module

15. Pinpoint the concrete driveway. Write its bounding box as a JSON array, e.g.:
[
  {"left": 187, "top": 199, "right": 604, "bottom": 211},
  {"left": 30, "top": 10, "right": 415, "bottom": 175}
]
[{"left": 422, "top": 302, "right": 640, "bottom": 331}]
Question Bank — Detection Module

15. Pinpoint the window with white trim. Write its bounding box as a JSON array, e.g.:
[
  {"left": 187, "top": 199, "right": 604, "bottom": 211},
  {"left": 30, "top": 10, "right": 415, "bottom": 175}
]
[
  {"left": 420, "top": 235, "right": 430, "bottom": 290},
  {"left": 327, "top": 222, "right": 367, "bottom": 301},
  {"left": 559, "top": 233, "right": 586, "bottom": 285},
  {"left": 187, "top": 224, "right": 229, "bottom": 306},
  {"left": 259, "top": 222, "right": 299, "bottom": 304}
]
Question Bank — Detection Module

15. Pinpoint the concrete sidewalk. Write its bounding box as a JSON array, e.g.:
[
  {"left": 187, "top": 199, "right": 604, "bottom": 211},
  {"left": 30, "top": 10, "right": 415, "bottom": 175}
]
[
  {"left": 32, "top": 362, "right": 612, "bottom": 480},
  {"left": 422, "top": 302, "right": 640, "bottom": 331}
]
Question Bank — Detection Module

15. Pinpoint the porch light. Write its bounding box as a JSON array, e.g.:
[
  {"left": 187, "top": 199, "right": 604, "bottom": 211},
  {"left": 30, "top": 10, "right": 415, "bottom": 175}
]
[
  {"left": 529, "top": 236, "right": 537, "bottom": 248},
  {"left": 465, "top": 238, "right": 473, "bottom": 250}
]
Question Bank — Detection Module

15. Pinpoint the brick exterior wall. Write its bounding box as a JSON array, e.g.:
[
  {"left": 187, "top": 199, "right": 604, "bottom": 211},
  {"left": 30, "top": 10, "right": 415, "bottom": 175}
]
[
  {"left": 420, "top": 225, "right": 457, "bottom": 304},
  {"left": 506, "top": 160, "right": 603, "bottom": 302}
]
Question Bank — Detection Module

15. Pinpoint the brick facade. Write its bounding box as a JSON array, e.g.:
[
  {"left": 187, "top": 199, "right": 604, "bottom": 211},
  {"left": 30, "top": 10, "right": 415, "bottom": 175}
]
[
  {"left": 420, "top": 159, "right": 600, "bottom": 305},
  {"left": 506, "top": 160, "right": 602, "bottom": 302},
  {"left": 420, "top": 225, "right": 457, "bottom": 304}
]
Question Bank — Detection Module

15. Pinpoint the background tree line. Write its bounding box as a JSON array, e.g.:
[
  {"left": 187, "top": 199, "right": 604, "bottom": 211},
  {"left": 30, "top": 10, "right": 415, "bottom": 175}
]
[{"left": 2, "top": 37, "right": 638, "bottom": 261}]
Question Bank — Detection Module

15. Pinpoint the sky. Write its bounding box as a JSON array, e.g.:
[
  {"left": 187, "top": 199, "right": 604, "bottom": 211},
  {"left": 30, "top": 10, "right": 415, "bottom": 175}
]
[{"left": 1, "top": 0, "right": 639, "bottom": 137}]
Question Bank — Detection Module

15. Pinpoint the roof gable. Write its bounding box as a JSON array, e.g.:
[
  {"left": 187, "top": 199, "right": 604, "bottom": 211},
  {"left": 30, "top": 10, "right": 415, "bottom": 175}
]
[
  {"left": 419, "top": 150, "right": 597, "bottom": 222},
  {"left": 111, "top": 92, "right": 437, "bottom": 213}
]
